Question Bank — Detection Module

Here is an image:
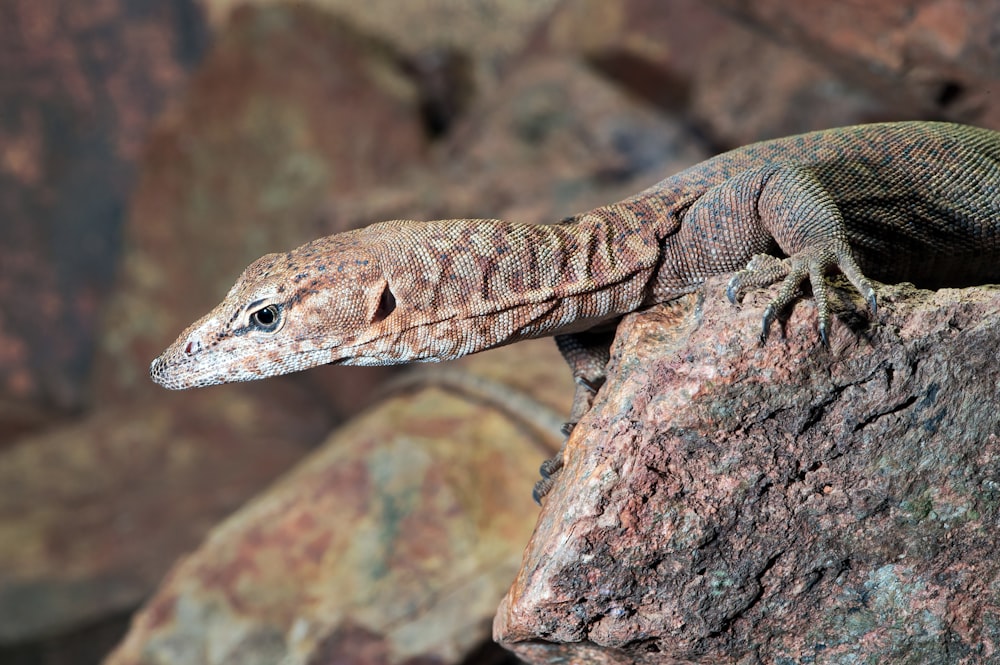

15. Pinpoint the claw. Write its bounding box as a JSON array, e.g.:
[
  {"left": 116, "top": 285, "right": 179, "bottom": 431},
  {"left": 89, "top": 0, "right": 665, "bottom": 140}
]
[
  {"left": 761, "top": 304, "right": 777, "bottom": 344},
  {"left": 819, "top": 319, "right": 830, "bottom": 347},
  {"left": 726, "top": 279, "right": 739, "bottom": 304},
  {"left": 867, "top": 291, "right": 878, "bottom": 316}
]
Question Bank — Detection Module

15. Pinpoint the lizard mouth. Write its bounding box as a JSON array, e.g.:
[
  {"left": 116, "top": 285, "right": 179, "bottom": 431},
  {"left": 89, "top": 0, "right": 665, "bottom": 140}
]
[{"left": 149, "top": 354, "right": 182, "bottom": 389}]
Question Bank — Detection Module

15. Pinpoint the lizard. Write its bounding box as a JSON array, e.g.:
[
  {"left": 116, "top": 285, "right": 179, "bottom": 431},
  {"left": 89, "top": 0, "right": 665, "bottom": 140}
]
[{"left": 150, "top": 121, "right": 1000, "bottom": 500}]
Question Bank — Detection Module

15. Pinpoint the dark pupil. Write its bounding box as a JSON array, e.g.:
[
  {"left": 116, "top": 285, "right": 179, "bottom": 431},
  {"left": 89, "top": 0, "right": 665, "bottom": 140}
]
[{"left": 254, "top": 306, "right": 277, "bottom": 326}]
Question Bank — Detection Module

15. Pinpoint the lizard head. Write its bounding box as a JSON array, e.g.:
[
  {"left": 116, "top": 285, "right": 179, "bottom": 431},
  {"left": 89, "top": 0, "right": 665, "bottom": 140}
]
[
  {"left": 150, "top": 217, "right": 584, "bottom": 389},
  {"left": 149, "top": 227, "right": 408, "bottom": 390}
]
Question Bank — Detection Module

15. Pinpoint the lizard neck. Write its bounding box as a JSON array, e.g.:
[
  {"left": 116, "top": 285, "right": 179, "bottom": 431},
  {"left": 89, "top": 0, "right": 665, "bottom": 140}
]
[{"left": 366, "top": 202, "right": 668, "bottom": 359}]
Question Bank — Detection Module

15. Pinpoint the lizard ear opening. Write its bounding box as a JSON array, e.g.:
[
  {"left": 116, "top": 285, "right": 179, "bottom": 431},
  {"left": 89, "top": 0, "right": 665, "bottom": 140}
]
[{"left": 371, "top": 281, "right": 397, "bottom": 323}]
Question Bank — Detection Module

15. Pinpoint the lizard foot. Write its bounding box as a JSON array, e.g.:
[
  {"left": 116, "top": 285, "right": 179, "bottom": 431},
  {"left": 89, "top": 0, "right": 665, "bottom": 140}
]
[
  {"left": 533, "top": 476, "right": 556, "bottom": 504},
  {"left": 533, "top": 422, "right": 574, "bottom": 504},
  {"left": 728, "top": 247, "right": 876, "bottom": 344}
]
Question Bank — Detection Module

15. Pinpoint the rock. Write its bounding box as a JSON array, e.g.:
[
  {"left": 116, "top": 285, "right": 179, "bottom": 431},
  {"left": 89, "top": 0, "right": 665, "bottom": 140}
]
[
  {"left": 0, "top": 0, "right": 207, "bottom": 413},
  {"left": 313, "top": 53, "right": 708, "bottom": 258},
  {"left": 497, "top": 278, "right": 1000, "bottom": 663},
  {"left": 450, "top": 57, "right": 707, "bottom": 216},
  {"left": 201, "top": 0, "right": 562, "bottom": 120},
  {"left": 104, "top": 340, "right": 573, "bottom": 665},
  {"left": 91, "top": 2, "right": 427, "bottom": 403},
  {"left": 710, "top": 0, "right": 1000, "bottom": 130},
  {"left": 0, "top": 381, "right": 330, "bottom": 646},
  {"left": 202, "top": 0, "right": 559, "bottom": 65},
  {"left": 531, "top": 0, "right": 903, "bottom": 148}
]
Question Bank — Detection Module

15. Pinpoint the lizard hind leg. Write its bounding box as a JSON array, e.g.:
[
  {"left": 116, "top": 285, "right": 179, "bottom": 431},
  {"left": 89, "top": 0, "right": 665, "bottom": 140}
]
[{"left": 534, "top": 330, "right": 615, "bottom": 503}]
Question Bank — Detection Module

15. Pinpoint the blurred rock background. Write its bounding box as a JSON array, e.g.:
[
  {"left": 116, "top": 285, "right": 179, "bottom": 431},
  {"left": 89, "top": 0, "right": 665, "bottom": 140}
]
[{"left": 2, "top": 1, "right": 999, "bottom": 664}]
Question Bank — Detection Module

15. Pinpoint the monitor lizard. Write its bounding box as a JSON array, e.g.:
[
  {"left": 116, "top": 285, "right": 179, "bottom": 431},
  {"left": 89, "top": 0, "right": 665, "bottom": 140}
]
[{"left": 149, "top": 121, "right": 1000, "bottom": 499}]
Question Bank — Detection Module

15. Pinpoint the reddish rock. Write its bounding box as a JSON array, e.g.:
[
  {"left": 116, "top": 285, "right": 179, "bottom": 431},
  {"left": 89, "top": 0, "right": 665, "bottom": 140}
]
[
  {"left": 0, "top": 380, "right": 331, "bottom": 645},
  {"left": 201, "top": 0, "right": 561, "bottom": 95},
  {"left": 711, "top": 0, "right": 1000, "bottom": 130},
  {"left": 532, "top": 0, "right": 903, "bottom": 147},
  {"left": 497, "top": 278, "right": 1000, "bottom": 663},
  {"left": 104, "top": 340, "right": 573, "bottom": 665},
  {"left": 0, "top": 0, "right": 206, "bottom": 413},
  {"left": 414, "top": 55, "right": 708, "bottom": 228},
  {"left": 92, "top": 2, "right": 427, "bottom": 403}
]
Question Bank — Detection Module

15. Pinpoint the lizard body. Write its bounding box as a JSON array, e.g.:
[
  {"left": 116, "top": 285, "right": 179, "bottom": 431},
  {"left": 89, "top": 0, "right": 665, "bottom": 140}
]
[{"left": 150, "top": 121, "right": 1000, "bottom": 495}]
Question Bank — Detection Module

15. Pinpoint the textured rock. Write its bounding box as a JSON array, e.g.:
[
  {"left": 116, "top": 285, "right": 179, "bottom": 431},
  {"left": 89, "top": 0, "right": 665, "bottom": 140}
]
[
  {"left": 452, "top": 57, "right": 706, "bottom": 213},
  {"left": 711, "top": 0, "right": 1000, "bottom": 129},
  {"left": 0, "top": 0, "right": 206, "bottom": 413},
  {"left": 92, "top": 2, "right": 427, "bottom": 402},
  {"left": 0, "top": 382, "right": 330, "bottom": 645},
  {"left": 533, "top": 0, "right": 902, "bottom": 147},
  {"left": 198, "top": 0, "right": 565, "bottom": 136},
  {"left": 200, "top": 0, "right": 559, "bottom": 87},
  {"left": 202, "top": 0, "right": 557, "bottom": 60},
  {"left": 497, "top": 278, "right": 1000, "bottom": 663},
  {"left": 105, "top": 340, "right": 572, "bottom": 665}
]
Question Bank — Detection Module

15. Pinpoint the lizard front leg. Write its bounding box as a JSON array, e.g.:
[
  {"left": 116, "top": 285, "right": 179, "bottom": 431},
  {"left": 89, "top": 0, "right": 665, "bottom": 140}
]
[
  {"left": 721, "top": 165, "right": 878, "bottom": 342},
  {"left": 533, "top": 329, "right": 616, "bottom": 502}
]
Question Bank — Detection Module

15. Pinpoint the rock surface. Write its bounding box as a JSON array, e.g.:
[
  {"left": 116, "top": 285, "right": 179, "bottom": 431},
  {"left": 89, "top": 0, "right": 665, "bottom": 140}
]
[
  {"left": 0, "top": 381, "right": 330, "bottom": 644},
  {"left": 497, "top": 278, "right": 1000, "bottom": 663},
  {"left": 712, "top": 0, "right": 1000, "bottom": 128},
  {"left": 533, "top": 0, "right": 902, "bottom": 147},
  {"left": 104, "top": 340, "right": 572, "bottom": 665},
  {"left": 0, "top": 0, "right": 205, "bottom": 414}
]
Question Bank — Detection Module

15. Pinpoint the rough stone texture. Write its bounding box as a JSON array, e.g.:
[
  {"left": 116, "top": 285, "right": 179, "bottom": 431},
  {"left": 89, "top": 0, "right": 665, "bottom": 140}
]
[
  {"left": 532, "top": 0, "right": 904, "bottom": 148},
  {"left": 0, "top": 0, "right": 206, "bottom": 414},
  {"left": 451, "top": 57, "right": 707, "bottom": 215},
  {"left": 497, "top": 278, "right": 1000, "bottom": 664},
  {"left": 0, "top": 381, "right": 331, "bottom": 645},
  {"left": 198, "top": 0, "right": 564, "bottom": 137},
  {"left": 320, "top": 55, "right": 708, "bottom": 235},
  {"left": 200, "top": 0, "right": 560, "bottom": 83},
  {"left": 105, "top": 339, "right": 572, "bottom": 665},
  {"left": 712, "top": 0, "right": 1000, "bottom": 130},
  {"left": 91, "top": 2, "right": 427, "bottom": 404}
]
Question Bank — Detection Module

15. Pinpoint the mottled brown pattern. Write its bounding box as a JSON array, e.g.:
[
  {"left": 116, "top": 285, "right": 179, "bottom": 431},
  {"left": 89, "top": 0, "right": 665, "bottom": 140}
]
[
  {"left": 0, "top": 0, "right": 204, "bottom": 409},
  {"left": 498, "top": 278, "right": 1000, "bottom": 664},
  {"left": 151, "top": 121, "right": 1000, "bottom": 394}
]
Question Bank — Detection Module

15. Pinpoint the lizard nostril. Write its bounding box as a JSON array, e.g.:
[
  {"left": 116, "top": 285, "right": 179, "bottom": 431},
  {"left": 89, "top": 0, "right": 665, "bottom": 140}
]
[{"left": 184, "top": 340, "right": 200, "bottom": 355}]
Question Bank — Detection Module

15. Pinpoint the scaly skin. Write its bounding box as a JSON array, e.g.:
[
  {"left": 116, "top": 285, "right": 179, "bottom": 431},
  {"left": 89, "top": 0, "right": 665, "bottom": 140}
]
[{"left": 150, "top": 121, "right": 1000, "bottom": 498}]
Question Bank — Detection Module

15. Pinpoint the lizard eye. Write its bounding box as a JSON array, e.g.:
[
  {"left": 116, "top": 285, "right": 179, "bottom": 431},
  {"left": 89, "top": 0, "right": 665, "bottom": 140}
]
[{"left": 250, "top": 304, "right": 282, "bottom": 332}]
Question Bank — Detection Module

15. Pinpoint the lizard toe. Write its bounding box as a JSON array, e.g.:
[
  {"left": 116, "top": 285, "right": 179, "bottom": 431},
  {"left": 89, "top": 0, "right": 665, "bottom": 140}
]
[
  {"left": 760, "top": 264, "right": 808, "bottom": 340},
  {"left": 533, "top": 476, "right": 556, "bottom": 504},
  {"left": 539, "top": 453, "right": 564, "bottom": 479},
  {"left": 761, "top": 243, "right": 877, "bottom": 343},
  {"left": 728, "top": 253, "right": 791, "bottom": 304},
  {"left": 834, "top": 249, "right": 878, "bottom": 315}
]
